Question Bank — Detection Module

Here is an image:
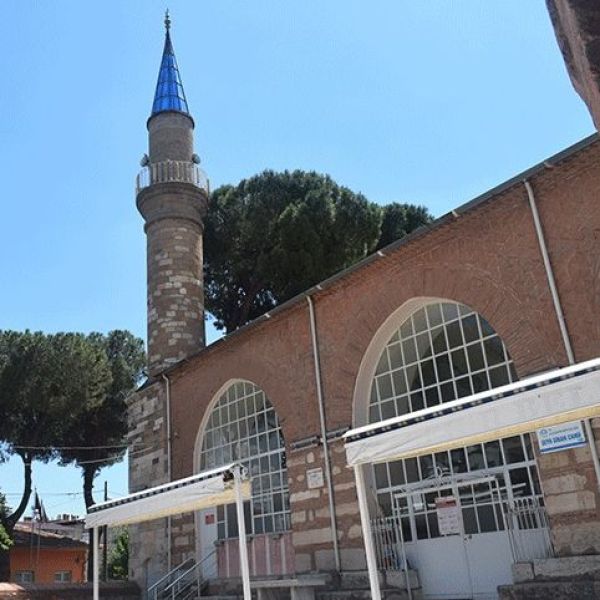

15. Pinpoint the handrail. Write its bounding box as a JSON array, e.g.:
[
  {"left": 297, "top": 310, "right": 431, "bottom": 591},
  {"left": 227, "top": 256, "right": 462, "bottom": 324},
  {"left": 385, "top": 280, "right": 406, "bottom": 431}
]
[
  {"left": 162, "top": 563, "right": 197, "bottom": 595},
  {"left": 163, "top": 549, "right": 217, "bottom": 595},
  {"left": 148, "top": 557, "right": 195, "bottom": 600},
  {"left": 197, "top": 547, "right": 218, "bottom": 568},
  {"left": 136, "top": 160, "right": 209, "bottom": 195}
]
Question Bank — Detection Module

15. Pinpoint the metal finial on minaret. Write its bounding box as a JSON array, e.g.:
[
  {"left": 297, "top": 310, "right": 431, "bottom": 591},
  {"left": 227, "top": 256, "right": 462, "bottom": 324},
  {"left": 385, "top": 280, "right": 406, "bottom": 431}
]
[{"left": 164, "top": 9, "right": 171, "bottom": 32}]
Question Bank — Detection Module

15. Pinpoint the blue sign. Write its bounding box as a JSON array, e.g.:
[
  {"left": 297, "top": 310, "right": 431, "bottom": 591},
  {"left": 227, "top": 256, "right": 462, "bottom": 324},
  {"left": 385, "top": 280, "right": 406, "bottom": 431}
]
[{"left": 537, "top": 421, "right": 587, "bottom": 454}]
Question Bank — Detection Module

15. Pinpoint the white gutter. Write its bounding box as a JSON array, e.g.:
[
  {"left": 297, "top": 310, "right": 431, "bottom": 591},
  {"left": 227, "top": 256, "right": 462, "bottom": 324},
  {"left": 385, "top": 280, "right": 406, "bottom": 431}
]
[
  {"left": 524, "top": 180, "right": 574, "bottom": 364},
  {"left": 162, "top": 373, "right": 173, "bottom": 570},
  {"left": 524, "top": 179, "right": 600, "bottom": 490},
  {"left": 306, "top": 295, "right": 341, "bottom": 572}
]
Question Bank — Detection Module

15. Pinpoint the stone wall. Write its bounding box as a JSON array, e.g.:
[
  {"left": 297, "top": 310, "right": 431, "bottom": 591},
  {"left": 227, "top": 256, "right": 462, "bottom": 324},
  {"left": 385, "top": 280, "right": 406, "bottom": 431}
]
[
  {"left": 136, "top": 181, "right": 207, "bottom": 376},
  {"left": 127, "top": 380, "right": 169, "bottom": 590},
  {"left": 547, "top": 0, "right": 600, "bottom": 130},
  {"left": 500, "top": 555, "right": 600, "bottom": 599},
  {"left": 170, "top": 514, "right": 196, "bottom": 567},
  {"left": 287, "top": 439, "right": 366, "bottom": 573}
]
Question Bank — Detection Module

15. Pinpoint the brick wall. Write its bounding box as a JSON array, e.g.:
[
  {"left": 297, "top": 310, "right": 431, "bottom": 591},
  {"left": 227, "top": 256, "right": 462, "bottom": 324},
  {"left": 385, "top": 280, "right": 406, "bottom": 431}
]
[{"left": 139, "top": 136, "right": 600, "bottom": 572}]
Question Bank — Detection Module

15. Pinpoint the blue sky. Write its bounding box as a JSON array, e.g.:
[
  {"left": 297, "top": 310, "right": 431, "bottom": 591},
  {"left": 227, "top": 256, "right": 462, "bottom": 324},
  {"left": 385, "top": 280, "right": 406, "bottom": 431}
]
[{"left": 0, "top": 1, "right": 593, "bottom": 518}]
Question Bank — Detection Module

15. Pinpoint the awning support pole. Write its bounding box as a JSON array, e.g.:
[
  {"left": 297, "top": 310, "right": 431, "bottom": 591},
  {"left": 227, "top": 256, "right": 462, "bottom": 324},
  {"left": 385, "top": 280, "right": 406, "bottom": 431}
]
[
  {"left": 93, "top": 526, "right": 99, "bottom": 600},
  {"left": 234, "top": 466, "right": 251, "bottom": 600},
  {"left": 354, "top": 464, "right": 381, "bottom": 600}
]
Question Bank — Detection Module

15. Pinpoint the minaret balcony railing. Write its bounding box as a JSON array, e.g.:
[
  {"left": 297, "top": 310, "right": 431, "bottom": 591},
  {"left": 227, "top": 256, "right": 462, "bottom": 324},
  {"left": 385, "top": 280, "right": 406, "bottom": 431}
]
[{"left": 136, "top": 160, "right": 209, "bottom": 195}]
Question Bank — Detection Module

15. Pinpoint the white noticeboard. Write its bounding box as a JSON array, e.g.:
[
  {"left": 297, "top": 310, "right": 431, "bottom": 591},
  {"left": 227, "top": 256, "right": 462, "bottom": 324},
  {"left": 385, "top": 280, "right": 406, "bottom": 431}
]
[
  {"left": 435, "top": 496, "right": 461, "bottom": 536},
  {"left": 306, "top": 467, "right": 325, "bottom": 489},
  {"left": 537, "top": 421, "right": 587, "bottom": 454}
]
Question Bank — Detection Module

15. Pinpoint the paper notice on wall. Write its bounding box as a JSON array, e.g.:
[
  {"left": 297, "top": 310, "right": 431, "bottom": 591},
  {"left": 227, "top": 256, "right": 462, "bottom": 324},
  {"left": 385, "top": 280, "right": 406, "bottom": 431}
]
[
  {"left": 306, "top": 467, "right": 325, "bottom": 489},
  {"left": 537, "top": 421, "right": 587, "bottom": 454},
  {"left": 435, "top": 496, "right": 461, "bottom": 536}
]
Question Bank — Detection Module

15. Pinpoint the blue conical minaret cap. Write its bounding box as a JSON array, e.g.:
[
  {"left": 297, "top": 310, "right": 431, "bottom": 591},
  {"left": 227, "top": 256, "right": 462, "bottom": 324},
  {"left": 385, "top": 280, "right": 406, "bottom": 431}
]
[{"left": 151, "top": 11, "right": 190, "bottom": 117}]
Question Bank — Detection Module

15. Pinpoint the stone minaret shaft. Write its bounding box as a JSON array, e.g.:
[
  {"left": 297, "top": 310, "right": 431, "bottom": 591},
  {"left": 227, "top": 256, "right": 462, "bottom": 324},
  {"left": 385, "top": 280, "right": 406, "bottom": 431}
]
[{"left": 136, "top": 16, "right": 208, "bottom": 376}]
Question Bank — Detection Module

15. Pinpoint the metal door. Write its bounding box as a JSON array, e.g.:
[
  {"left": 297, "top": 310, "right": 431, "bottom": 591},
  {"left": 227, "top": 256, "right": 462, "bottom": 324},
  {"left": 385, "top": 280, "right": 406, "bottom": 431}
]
[
  {"left": 197, "top": 508, "right": 218, "bottom": 579},
  {"left": 393, "top": 474, "right": 513, "bottom": 600},
  {"left": 456, "top": 478, "right": 512, "bottom": 599}
]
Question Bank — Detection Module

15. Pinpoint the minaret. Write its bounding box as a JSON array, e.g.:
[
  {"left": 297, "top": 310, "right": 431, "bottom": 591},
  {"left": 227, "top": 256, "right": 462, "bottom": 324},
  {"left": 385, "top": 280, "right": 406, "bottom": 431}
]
[{"left": 136, "top": 11, "right": 208, "bottom": 376}]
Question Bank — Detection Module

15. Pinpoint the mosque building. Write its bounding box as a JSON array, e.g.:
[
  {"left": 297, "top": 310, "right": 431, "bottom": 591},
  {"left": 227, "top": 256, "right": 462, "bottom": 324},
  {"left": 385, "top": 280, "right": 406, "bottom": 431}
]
[{"left": 125, "top": 7, "right": 600, "bottom": 599}]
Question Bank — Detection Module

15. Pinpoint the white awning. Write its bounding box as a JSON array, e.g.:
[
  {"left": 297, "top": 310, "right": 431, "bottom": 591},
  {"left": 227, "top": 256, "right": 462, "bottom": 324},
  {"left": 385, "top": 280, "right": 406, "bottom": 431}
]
[
  {"left": 344, "top": 357, "right": 600, "bottom": 467},
  {"left": 85, "top": 463, "right": 251, "bottom": 529}
]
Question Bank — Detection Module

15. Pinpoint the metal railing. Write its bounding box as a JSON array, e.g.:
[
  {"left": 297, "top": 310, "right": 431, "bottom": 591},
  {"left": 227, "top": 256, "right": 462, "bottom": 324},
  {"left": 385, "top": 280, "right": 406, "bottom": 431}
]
[
  {"left": 136, "top": 160, "right": 209, "bottom": 195},
  {"left": 162, "top": 561, "right": 200, "bottom": 600},
  {"left": 371, "top": 497, "right": 554, "bottom": 574},
  {"left": 371, "top": 516, "right": 406, "bottom": 571},
  {"left": 505, "top": 496, "right": 554, "bottom": 561},
  {"left": 148, "top": 557, "right": 195, "bottom": 600},
  {"left": 149, "top": 550, "right": 217, "bottom": 600}
]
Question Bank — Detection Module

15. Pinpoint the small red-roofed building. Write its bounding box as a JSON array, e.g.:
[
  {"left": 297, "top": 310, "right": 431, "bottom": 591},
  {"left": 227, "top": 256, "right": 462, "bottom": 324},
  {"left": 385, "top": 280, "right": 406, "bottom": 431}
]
[{"left": 9, "top": 523, "right": 87, "bottom": 584}]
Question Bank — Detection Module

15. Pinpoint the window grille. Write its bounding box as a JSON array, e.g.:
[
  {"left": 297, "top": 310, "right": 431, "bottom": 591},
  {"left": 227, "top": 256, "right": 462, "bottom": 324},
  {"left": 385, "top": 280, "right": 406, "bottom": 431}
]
[{"left": 199, "top": 381, "right": 290, "bottom": 537}]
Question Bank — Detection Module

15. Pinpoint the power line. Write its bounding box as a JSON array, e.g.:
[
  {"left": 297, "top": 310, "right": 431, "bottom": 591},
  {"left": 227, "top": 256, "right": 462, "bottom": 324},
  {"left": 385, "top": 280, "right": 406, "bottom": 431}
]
[
  {"left": 72, "top": 447, "right": 147, "bottom": 465},
  {"left": 3, "top": 492, "right": 84, "bottom": 496},
  {"left": 9, "top": 444, "right": 143, "bottom": 450}
]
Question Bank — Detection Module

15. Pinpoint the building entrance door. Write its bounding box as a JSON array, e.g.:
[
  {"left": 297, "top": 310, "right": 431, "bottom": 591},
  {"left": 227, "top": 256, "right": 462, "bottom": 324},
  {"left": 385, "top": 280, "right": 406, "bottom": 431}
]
[
  {"left": 197, "top": 508, "right": 218, "bottom": 579},
  {"left": 394, "top": 474, "right": 513, "bottom": 600},
  {"left": 371, "top": 434, "right": 546, "bottom": 600},
  {"left": 456, "top": 478, "right": 513, "bottom": 598}
]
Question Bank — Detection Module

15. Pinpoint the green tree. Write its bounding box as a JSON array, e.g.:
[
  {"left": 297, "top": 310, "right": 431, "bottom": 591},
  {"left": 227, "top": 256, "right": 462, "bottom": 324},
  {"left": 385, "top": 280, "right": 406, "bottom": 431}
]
[
  {"left": 205, "top": 170, "right": 433, "bottom": 332},
  {"left": 205, "top": 170, "right": 382, "bottom": 332},
  {"left": 108, "top": 529, "right": 129, "bottom": 580},
  {"left": 0, "top": 493, "right": 12, "bottom": 552},
  {"left": 376, "top": 202, "right": 433, "bottom": 250},
  {"left": 58, "top": 331, "right": 145, "bottom": 510},
  {"left": 0, "top": 330, "right": 111, "bottom": 581},
  {"left": 57, "top": 330, "right": 144, "bottom": 580}
]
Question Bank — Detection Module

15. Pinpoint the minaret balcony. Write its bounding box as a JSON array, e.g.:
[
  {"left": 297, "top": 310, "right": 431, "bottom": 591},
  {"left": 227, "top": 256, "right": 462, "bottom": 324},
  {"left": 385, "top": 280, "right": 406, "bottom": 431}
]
[{"left": 136, "top": 160, "right": 209, "bottom": 195}]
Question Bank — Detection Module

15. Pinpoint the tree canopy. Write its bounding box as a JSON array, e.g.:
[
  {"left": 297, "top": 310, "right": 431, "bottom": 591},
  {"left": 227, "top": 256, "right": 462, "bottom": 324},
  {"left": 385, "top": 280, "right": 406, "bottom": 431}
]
[
  {"left": 58, "top": 330, "right": 145, "bottom": 509},
  {"left": 204, "top": 170, "right": 433, "bottom": 332},
  {"left": 108, "top": 529, "right": 129, "bottom": 580},
  {"left": 376, "top": 202, "right": 433, "bottom": 250},
  {"left": 0, "top": 331, "right": 111, "bottom": 525},
  {"left": 0, "top": 329, "right": 144, "bottom": 581},
  {"left": 0, "top": 494, "right": 11, "bottom": 552}
]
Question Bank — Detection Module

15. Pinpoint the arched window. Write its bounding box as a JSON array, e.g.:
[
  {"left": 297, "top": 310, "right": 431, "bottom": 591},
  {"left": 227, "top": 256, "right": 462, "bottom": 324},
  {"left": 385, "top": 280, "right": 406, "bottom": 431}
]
[
  {"left": 199, "top": 381, "right": 290, "bottom": 538},
  {"left": 369, "top": 301, "right": 516, "bottom": 423},
  {"left": 368, "top": 301, "right": 541, "bottom": 539}
]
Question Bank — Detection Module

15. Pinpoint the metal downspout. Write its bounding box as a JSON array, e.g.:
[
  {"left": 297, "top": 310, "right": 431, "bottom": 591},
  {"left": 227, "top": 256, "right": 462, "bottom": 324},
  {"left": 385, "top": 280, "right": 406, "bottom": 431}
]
[
  {"left": 524, "top": 179, "right": 600, "bottom": 490},
  {"left": 306, "top": 295, "right": 341, "bottom": 572},
  {"left": 162, "top": 373, "right": 173, "bottom": 570}
]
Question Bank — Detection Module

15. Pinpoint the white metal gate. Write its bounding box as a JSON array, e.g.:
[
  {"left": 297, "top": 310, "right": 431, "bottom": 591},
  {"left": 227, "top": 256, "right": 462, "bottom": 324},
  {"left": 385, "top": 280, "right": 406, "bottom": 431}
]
[
  {"left": 395, "top": 474, "right": 511, "bottom": 600},
  {"left": 504, "top": 496, "right": 554, "bottom": 562},
  {"left": 371, "top": 433, "right": 551, "bottom": 600},
  {"left": 374, "top": 470, "right": 552, "bottom": 600}
]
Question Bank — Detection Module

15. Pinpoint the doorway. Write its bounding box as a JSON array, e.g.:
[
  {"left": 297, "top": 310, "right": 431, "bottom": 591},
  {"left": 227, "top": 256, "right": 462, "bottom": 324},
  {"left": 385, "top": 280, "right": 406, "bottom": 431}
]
[{"left": 197, "top": 508, "right": 218, "bottom": 579}]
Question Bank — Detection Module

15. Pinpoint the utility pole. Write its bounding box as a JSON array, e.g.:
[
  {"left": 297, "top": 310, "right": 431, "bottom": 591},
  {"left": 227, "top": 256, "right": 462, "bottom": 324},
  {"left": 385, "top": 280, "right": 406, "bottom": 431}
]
[{"left": 103, "top": 481, "right": 108, "bottom": 581}]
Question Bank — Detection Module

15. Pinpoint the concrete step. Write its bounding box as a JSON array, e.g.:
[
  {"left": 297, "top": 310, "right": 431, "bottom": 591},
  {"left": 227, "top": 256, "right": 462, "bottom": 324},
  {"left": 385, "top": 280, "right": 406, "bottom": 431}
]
[
  {"left": 200, "top": 592, "right": 410, "bottom": 600},
  {"left": 498, "top": 579, "right": 600, "bottom": 599},
  {"left": 199, "top": 596, "right": 244, "bottom": 599},
  {"left": 317, "top": 591, "right": 410, "bottom": 600}
]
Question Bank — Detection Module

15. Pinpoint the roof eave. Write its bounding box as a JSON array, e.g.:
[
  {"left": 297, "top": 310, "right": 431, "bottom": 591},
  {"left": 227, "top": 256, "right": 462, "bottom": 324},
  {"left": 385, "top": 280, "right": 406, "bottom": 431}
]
[{"left": 146, "top": 132, "right": 598, "bottom": 382}]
